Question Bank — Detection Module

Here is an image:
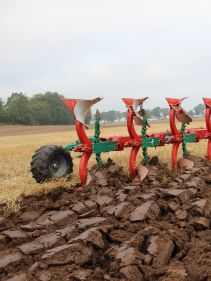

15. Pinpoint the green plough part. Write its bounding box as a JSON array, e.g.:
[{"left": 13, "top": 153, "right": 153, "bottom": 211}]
[
  {"left": 183, "top": 134, "right": 196, "bottom": 143},
  {"left": 93, "top": 141, "right": 117, "bottom": 154},
  {"left": 64, "top": 142, "right": 80, "bottom": 151},
  {"left": 142, "top": 137, "right": 161, "bottom": 148},
  {"left": 64, "top": 114, "right": 118, "bottom": 168},
  {"left": 64, "top": 137, "right": 96, "bottom": 151},
  {"left": 64, "top": 140, "right": 118, "bottom": 154}
]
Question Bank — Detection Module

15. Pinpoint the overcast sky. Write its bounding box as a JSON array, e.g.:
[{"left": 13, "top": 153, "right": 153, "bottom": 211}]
[{"left": 0, "top": 0, "right": 211, "bottom": 111}]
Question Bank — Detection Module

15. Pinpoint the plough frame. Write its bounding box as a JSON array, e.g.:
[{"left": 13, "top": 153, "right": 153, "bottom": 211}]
[{"left": 62, "top": 97, "right": 211, "bottom": 186}]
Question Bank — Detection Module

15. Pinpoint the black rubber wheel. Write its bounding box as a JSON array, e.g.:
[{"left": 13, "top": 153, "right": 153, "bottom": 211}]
[{"left": 31, "top": 145, "right": 73, "bottom": 183}]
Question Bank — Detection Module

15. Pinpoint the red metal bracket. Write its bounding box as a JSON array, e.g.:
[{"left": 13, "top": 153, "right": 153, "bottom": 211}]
[
  {"left": 203, "top": 98, "right": 211, "bottom": 160},
  {"left": 122, "top": 98, "right": 134, "bottom": 107},
  {"left": 122, "top": 98, "right": 139, "bottom": 140},
  {"left": 122, "top": 98, "right": 144, "bottom": 178},
  {"left": 166, "top": 98, "right": 181, "bottom": 137},
  {"left": 203, "top": 98, "right": 211, "bottom": 108},
  {"left": 166, "top": 98, "right": 186, "bottom": 107},
  {"left": 122, "top": 97, "right": 148, "bottom": 138},
  {"left": 63, "top": 99, "right": 93, "bottom": 186},
  {"left": 166, "top": 98, "right": 185, "bottom": 169}
]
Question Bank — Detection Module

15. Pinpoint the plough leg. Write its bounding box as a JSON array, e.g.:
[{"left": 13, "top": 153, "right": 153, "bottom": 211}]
[
  {"left": 167, "top": 98, "right": 194, "bottom": 170},
  {"left": 123, "top": 98, "right": 149, "bottom": 182},
  {"left": 172, "top": 143, "right": 180, "bottom": 169},
  {"left": 207, "top": 140, "right": 211, "bottom": 160},
  {"left": 129, "top": 146, "right": 140, "bottom": 178},
  {"left": 79, "top": 150, "right": 92, "bottom": 186}
]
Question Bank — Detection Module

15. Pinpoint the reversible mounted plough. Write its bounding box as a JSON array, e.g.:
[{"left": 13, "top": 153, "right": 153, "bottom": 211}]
[{"left": 31, "top": 97, "right": 211, "bottom": 188}]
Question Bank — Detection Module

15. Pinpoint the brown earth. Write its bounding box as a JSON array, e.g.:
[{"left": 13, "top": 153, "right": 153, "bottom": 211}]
[{"left": 0, "top": 156, "right": 211, "bottom": 281}]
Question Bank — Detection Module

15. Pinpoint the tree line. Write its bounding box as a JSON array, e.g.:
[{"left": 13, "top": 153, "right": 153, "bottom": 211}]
[
  {"left": 0, "top": 92, "right": 206, "bottom": 125},
  {"left": 0, "top": 92, "right": 92, "bottom": 125}
]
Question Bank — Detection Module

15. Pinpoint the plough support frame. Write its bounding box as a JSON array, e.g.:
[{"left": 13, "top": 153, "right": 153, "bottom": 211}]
[{"left": 61, "top": 97, "right": 211, "bottom": 187}]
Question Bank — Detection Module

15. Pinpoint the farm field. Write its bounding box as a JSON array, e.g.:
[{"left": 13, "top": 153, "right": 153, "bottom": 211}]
[
  {"left": 0, "top": 120, "right": 211, "bottom": 281},
  {"left": 0, "top": 134, "right": 210, "bottom": 280},
  {"left": 0, "top": 119, "right": 207, "bottom": 209}
]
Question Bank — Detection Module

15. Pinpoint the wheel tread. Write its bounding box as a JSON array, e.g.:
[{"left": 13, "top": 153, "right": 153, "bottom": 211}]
[{"left": 31, "top": 145, "right": 73, "bottom": 183}]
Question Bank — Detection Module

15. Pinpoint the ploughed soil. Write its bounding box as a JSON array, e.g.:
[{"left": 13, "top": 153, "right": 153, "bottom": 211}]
[{"left": 0, "top": 157, "right": 211, "bottom": 281}]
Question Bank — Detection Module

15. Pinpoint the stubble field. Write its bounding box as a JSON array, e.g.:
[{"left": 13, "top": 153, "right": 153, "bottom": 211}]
[{"left": 0, "top": 119, "right": 207, "bottom": 210}]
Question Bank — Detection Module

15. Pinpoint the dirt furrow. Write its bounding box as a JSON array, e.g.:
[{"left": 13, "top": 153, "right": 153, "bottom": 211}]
[{"left": 0, "top": 157, "right": 210, "bottom": 281}]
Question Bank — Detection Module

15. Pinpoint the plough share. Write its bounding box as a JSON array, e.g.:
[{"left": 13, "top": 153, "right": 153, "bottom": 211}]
[{"left": 31, "top": 97, "right": 211, "bottom": 188}]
